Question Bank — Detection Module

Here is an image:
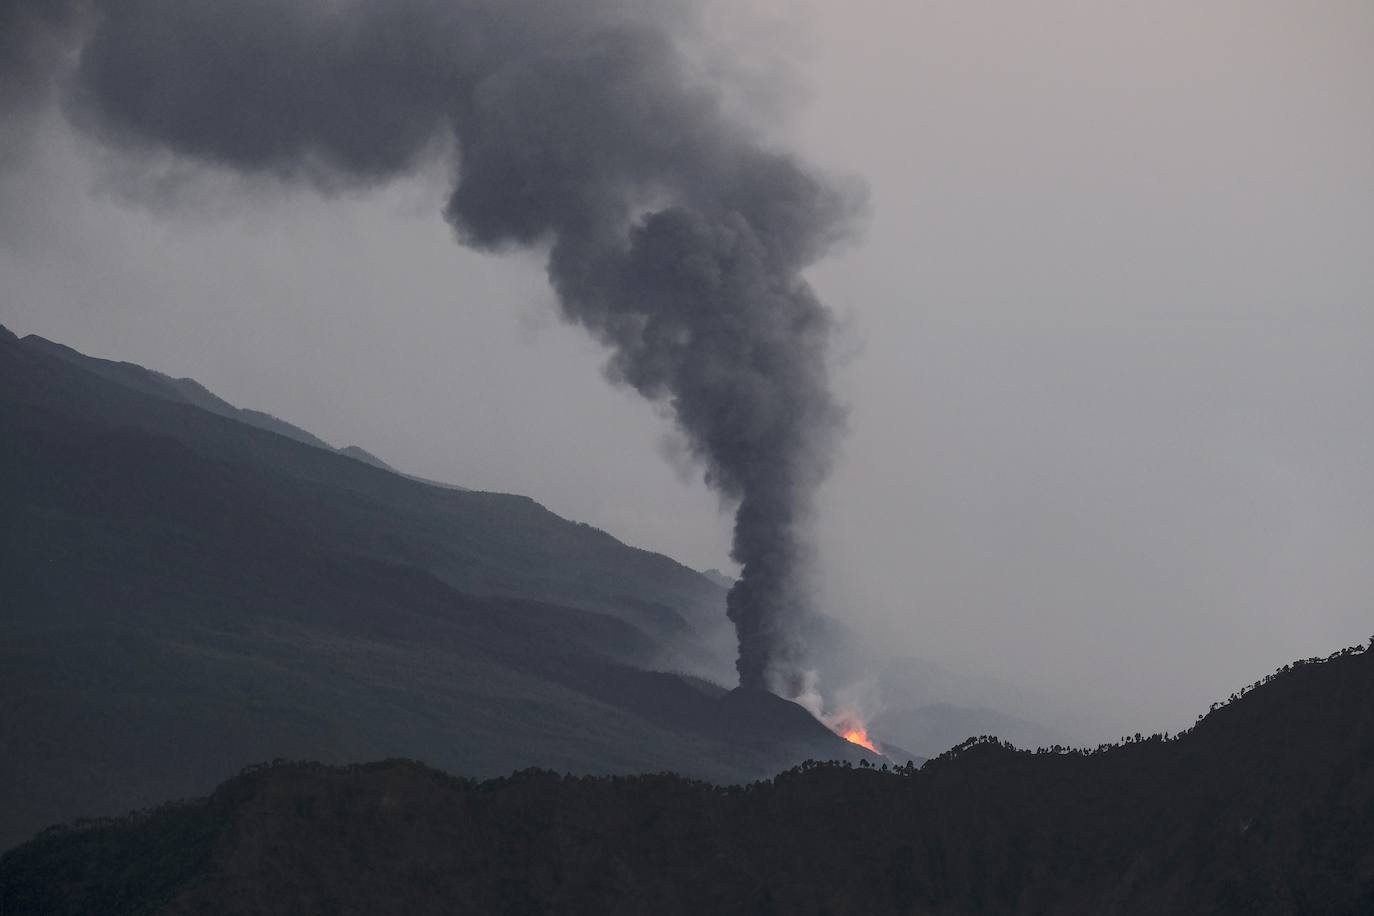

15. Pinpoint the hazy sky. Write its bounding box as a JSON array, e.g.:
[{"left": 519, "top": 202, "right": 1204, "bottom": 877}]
[{"left": 2, "top": 0, "right": 1371, "bottom": 738}]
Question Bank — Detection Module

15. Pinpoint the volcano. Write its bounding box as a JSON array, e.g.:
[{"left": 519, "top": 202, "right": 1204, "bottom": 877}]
[
  {"left": 714, "top": 688, "right": 888, "bottom": 766},
  {"left": 0, "top": 325, "right": 884, "bottom": 850}
]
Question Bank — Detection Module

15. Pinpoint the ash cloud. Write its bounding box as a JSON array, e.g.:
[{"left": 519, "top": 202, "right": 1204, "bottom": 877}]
[{"left": 3, "top": 0, "right": 861, "bottom": 694}]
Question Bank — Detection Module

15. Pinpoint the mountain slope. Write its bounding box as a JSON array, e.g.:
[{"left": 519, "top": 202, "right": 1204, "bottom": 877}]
[
  {"left": 4, "top": 642, "right": 1371, "bottom": 915},
  {"left": 1, "top": 324, "right": 728, "bottom": 640},
  {"left": 0, "top": 324, "right": 877, "bottom": 851}
]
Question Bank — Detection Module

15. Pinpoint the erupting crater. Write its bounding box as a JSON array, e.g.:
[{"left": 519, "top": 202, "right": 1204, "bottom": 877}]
[{"left": 830, "top": 716, "right": 881, "bottom": 755}]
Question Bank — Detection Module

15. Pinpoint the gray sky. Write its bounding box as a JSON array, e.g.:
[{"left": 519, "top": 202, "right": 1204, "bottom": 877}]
[{"left": 3, "top": 0, "right": 1372, "bottom": 739}]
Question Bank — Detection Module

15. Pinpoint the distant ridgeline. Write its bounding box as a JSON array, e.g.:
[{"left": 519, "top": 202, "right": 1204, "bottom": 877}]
[{"left": 5, "top": 641, "right": 1372, "bottom": 915}]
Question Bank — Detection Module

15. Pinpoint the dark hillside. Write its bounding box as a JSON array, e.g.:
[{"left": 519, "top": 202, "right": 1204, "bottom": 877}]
[{"left": 4, "top": 642, "right": 1372, "bottom": 915}]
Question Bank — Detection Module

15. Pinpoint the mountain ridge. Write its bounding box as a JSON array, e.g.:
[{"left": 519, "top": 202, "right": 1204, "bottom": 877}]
[
  {"left": 20, "top": 332, "right": 337, "bottom": 452},
  {"left": 0, "top": 323, "right": 728, "bottom": 634}
]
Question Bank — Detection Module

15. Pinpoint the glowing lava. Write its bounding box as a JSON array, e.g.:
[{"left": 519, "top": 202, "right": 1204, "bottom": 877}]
[{"left": 841, "top": 725, "right": 880, "bottom": 754}]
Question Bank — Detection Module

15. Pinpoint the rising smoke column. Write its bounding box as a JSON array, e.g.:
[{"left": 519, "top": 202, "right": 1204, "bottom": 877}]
[{"left": 2, "top": 0, "right": 859, "bottom": 694}]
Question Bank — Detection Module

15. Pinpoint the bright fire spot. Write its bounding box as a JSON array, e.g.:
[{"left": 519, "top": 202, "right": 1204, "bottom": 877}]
[{"left": 841, "top": 725, "right": 880, "bottom": 754}]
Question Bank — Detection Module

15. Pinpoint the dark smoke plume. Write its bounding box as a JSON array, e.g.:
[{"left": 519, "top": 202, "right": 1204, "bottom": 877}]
[{"left": 3, "top": 0, "right": 860, "bottom": 694}]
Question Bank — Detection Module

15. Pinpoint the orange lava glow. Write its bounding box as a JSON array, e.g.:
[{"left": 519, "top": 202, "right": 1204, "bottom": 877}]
[{"left": 841, "top": 726, "right": 880, "bottom": 754}]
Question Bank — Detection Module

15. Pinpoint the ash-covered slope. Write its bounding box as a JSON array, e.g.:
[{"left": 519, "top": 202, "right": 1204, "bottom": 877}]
[
  {"left": 1, "top": 325, "right": 861, "bottom": 851},
  {"left": 5, "top": 642, "right": 1372, "bottom": 915}
]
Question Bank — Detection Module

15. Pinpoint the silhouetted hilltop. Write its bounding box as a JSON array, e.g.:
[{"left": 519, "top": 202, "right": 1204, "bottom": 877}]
[{"left": 5, "top": 641, "right": 1371, "bottom": 915}]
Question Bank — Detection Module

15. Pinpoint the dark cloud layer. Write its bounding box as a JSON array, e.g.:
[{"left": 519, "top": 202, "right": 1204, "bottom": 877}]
[{"left": 4, "top": 0, "right": 860, "bottom": 693}]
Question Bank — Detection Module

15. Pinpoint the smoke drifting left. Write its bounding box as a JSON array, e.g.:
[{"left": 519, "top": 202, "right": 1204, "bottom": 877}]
[{"left": 1, "top": 0, "right": 863, "bottom": 696}]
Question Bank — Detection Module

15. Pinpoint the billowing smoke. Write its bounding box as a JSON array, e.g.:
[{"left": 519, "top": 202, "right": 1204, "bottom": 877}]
[{"left": 2, "top": 0, "right": 860, "bottom": 694}]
